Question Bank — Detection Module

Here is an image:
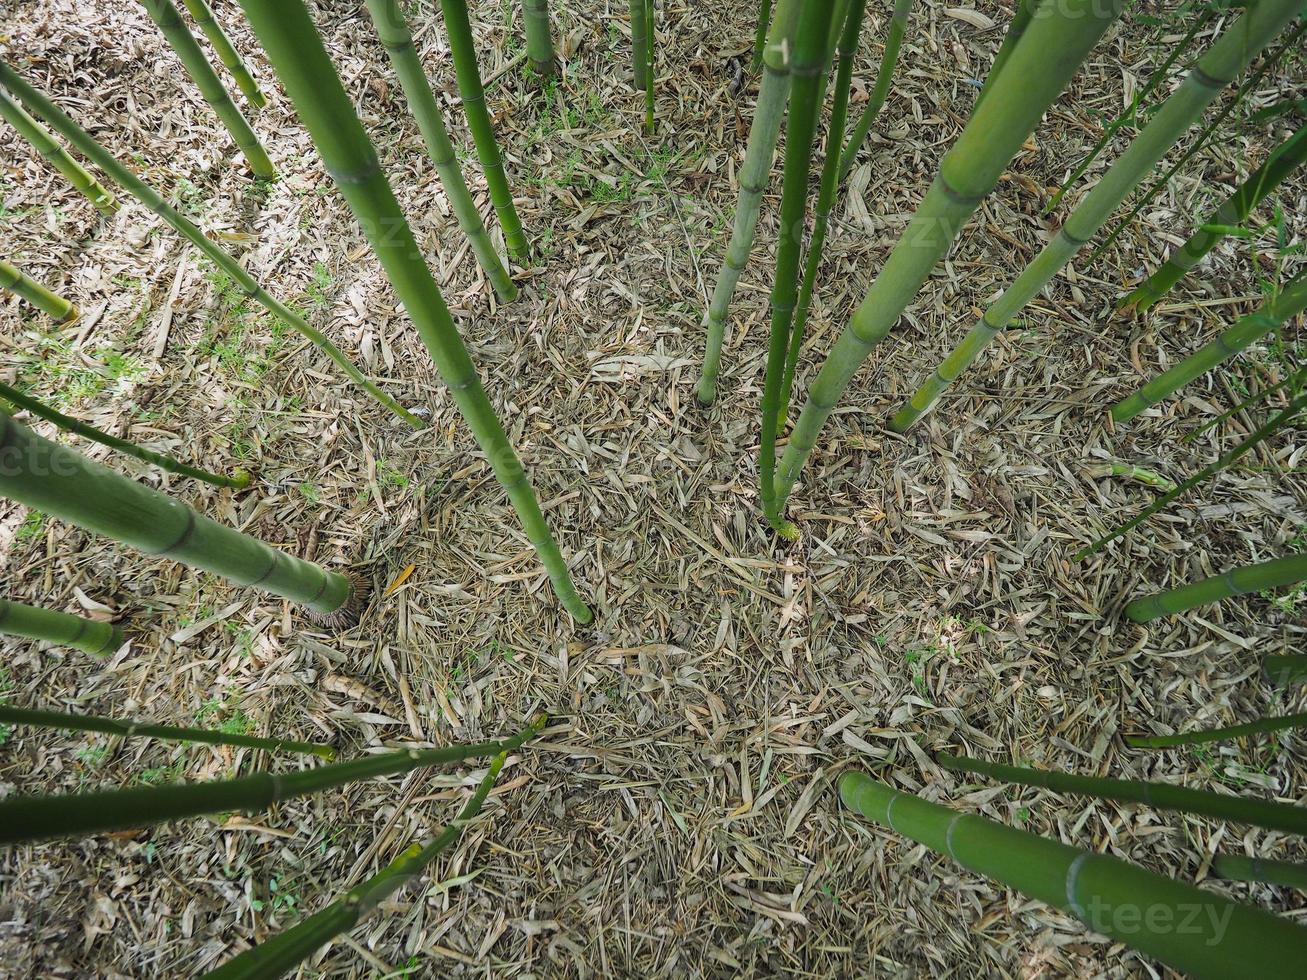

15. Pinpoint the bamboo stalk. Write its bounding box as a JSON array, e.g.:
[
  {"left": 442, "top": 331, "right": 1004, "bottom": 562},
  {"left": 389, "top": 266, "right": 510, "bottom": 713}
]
[
  {"left": 642, "top": 0, "right": 655, "bottom": 133},
  {"left": 835, "top": 0, "right": 911, "bottom": 184},
  {"left": 0, "top": 598, "right": 122, "bottom": 656},
  {"left": 0, "top": 382, "right": 250, "bottom": 489},
  {"left": 0, "top": 716, "right": 542, "bottom": 845},
  {"left": 840, "top": 770, "right": 1307, "bottom": 976},
  {"left": 0, "top": 88, "right": 117, "bottom": 216},
  {"left": 0, "top": 703, "right": 335, "bottom": 759},
  {"left": 1126, "top": 712, "right": 1307, "bottom": 749},
  {"left": 1213, "top": 854, "right": 1307, "bottom": 889},
  {"left": 520, "top": 0, "right": 556, "bottom": 78},
  {"left": 234, "top": 0, "right": 591, "bottom": 623},
  {"left": 888, "top": 0, "right": 1302, "bottom": 434},
  {"left": 774, "top": 0, "right": 1124, "bottom": 508},
  {"left": 971, "top": 0, "right": 1038, "bottom": 109},
  {"left": 937, "top": 751, "right": 1307, "bottom": 836},
  {"left": 137, "top": 0, "right": 274, "bottom": 179},
  {"left": 1265, "top": 656, "right": 1307, "bottom": 687},
  {"left": 1087, "top": 461, "right": 1176, "bottom": 491},
  {"left": 629, "top": 0, "right": 650, "bottom": 90},
  {"left": 1184, "top": 362, "right": 1306, "bottom": 443},
  {"left": 438, "top": 0, "right": 529, "bottom": 260},
  {"left": 1124, "top": 553, "right": 1307, "bottom": 623},
  {"left": 0, "top": 258, "right": 78, "bottom": 323},
  {"left": 0, "top": 61, "right": 422, "bottom": 429},
  {"left": 179, "top": 0, "right": 266, "bottom": 108},
  {"left": 0, "top": 410, "right": 355, "bottom": 618},
  {"left": 752, "top": 0, "right": 772, "bottom": 72},
  {"left": 364, "top": 0, "right": 518, "bottom": 303},
  {"left": 201, "top": 754, "right": 504, "bottom": 979}
]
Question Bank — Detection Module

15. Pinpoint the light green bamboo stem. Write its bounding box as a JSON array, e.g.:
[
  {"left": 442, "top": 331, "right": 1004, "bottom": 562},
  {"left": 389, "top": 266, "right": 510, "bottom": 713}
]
[
  {"left": 364, "top": 0, "right": 517, "bottom": 303},
  {"left": 179, "top": 0, "right": 266, "bottom": 108},
  {"left": 841, "top": 770, "right": 1307, "bottom": 976},
  {"left": 643, "top": 0, "right": 655, "bottom": 133},
  {"left": 1214, "top": 855, "right": 1307, "bottom": 889},
  {"left": 1265, "top": 656, "right": 1307, "bottom": 687},
  {"left": 889, "top": 0, "right": 1303, "bottom": 434},
  {"left": 630, "top": 0, "right": 650, "bottom": 89},
  {"left": 235, "top": 0, "right": 590, "bottom": 623},
  {"left": 1087, "top": 461, "right": 1176, "bottom": 491},
  {"left": 0, "top": 598, "right": 122, "bottom": 656},
  {"left": 0, "top": 88, "right": 117, "bottom": 216},
  {"left": 752, "top": 0, "right": 772, "bottom": 72},
  {"left": 138, "top": 0, "right": 274, "bottom": 179},
  {"left": 972, "top": 0, "right": 1038, "bottom": 110},
  {"left": 1127, "top": 712, "right": 1307, "bottom": 749},
  {"left": 0, "top": 258, "right": 78, "bottom": 323},
  {"left": 1125, "top": 553, "right": 1307, "bottom": 623},
  {"left": 836, "top": 0, "right": 911, "bottom": 184},
  {"left": 0, "top": 61, "right": 422, "bottom": 429},
  {"left": 520, "top": 0, "right": 556, "bottom": 78}
]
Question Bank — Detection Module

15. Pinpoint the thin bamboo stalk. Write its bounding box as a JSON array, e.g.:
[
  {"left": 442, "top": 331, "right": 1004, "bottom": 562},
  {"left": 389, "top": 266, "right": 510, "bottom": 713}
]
[
  {"left": 840, "top": 770, "right": 1307, "bottom": 976},
  {"left": 835, "top": 0, "right": 911, "bottom": 184},
  {"left": 234, "top": 0, "right": 591, "bottom": 623},
  {"left": 752, "top": 0, "right": 772, "bottom": 72},
  {"left": 1213, "top": 854, "right": 1307, "bottom": 889},
  {"left": 520, "top": 0, "right": 557, "bottom": 78},
  {"left": 0, "top": 598, "right": 122, "bottom": 656},
  {"left": 643, "top": 0, "right": 655, "bottom": 133},
  {"left": 888, "top": 0, "right": 1302, "bottom": 434},
  {"left": 364, "top": 0, "right": 517, "bottom": 303},
  {"left": 1126, "top": 712, "right": 1307, "bottom": 749},
  {"left": 774, "top": 0, "right": 1124, "bottom": 508},
  {"left": 1265, "top": 656, "right": 1307, "bottom": 687},
  {"left": 137, "top": 0, "right": 275, "bottom": 179},
  {"left": 971, "top": 0, "right": 1038, "bottom": 109},
  {"left": 0, "top": 258, "right": 78, "bottom": 323},
  {"left": 629, "top": 0, "right": 650, "bottom": 90},
  {"left": 0, "top": 88, "right": 117, "bottom": 216},
  {"left": 201, "top": 754, "right": 504, "bottom": 979},
  {"left": 0, "top": 61, "right": 422, "bottom": 429},
  {"left": 179, "top": 0, "right": 266, "bottom": 108},
  {"left": 0, "top": 716, "right": 542, "bottom": 845},
  {"left": 1184, "top": 362, "right": 1306, "bottom": 443},
  {"left": 0, "top": 703, "right": 335, "bottom": 759},
  {"left": 0, "top": 410, "right": 355, "bottom": 618},
  {"left": 439, "top": 0, "right": 529, "bottom": 260},
  {"left": 1125, "top": 553, "right": 1307, "bottom": 623}
]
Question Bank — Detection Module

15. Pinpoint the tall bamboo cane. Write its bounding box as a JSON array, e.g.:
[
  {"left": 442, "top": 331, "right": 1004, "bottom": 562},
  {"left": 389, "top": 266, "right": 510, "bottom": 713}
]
[
  {"left": 629, "top": 0, "right": 650, "bottom": 90},
  {"left": 840, "top": 770, "right": 1307, "bottom": 976},
  {"left": 696, "top": 0, "right": 800, "bottom": 405},
  {"left": 0, "top": 598, "right": 122, "bottom": 656},
  {"left": 520, "top": 0, "right": 557, "bottom": 78},
  {"left": 1126, "top": 712, "right": 1307, "bottom": 749},
  {"left": 0, "top": 410, "right": 355, "bottom": 619},
  {"left": 1125, "top": 553, "right": 1307, "bottom": 623},
  {"left": 0, "top": 88, "right": 117, "bottom": 216},
  {"left": 1266, "top": 656, "right": 1307, "bottom": 687},
  {"left": 643, "top": 0, "right": 655, "bottom": 133},
  {"left": 1214, "top": 854, "right": 1307, "bottom": 889},
  {"left": 439, "top": 0, "right": 529, "bottom": 260},
  {"left": 137, "top": 0, "right": 274, "bottom": 179},
  {"left": 202, "top": 754, "right": 504, "bottom": 979},
  {"left": 0, "top": 61, "right": 422, "bottom": 429},
  {"left": 774, "top": 0, "right": 1124, "bottom": 509},
  {"left": 835, "top": 0, "right": 910, "bottom": 184},
  {"left": 888, "top": 0, "right": 1304, "bottom": 434},
  {"left": 364, "top": 0, "right": 517, "bottom": 303},
  {"left": 0, "top": 258, "right": 78, "bottom": 323},
  {"left": 0, "top": 716, "right": 542, "bottom": 845},
  {"left": 753, "top": 0, "right": 772, "bottom": 72},
  {"left": 234, "top": 0, "right": 591, "bottom": 623},
  {"left": 179, "top": 0, "right": 266, "bottom": 108},
  {"left": 971, "top": 0, "right": 1038, "bottom": 110}
]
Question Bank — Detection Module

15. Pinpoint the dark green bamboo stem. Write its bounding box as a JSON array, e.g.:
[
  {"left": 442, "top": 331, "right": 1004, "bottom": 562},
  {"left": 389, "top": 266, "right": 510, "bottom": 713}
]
[
  {"left": 235, "top": 0, "right": 590, "bottom": 622},
  {"left": 0, "top": 61, "right": 422, "bottom": 428},
  {"left": 438, "top": 0, "right": 529, "bottom": 260},
  {"left": 1127, "top": 712, "right": 1307, "bottom": 749},
  {"left": 138, "top": 0, "right": 274, "bottom": 179},
  {"left": 0, "top": 410, "right": 354, "bottom": 617},
  {"left": 1265, "top": 656, "right": 1307, "bottom": 687},
  {"left": 836, "top": 0, "right": 911, "bottom": 184},
  {"left": 0, "top": 382, "right": 250, "bottom": 489},
  {"left": 1125, "top": 553, "right": 1307, "bottom": 623},
  {"left": 643, "top": 0, "right": 655, "bottom": 133},
  {"left": 364, "top": 0, "right": 517, "bottom": 303},
  {"left": 972, "top": 0, "right": 1038, "bottom": 110},
  {"left": 1214, "top": 855, "right": 1307, "bottom": 889},
  {"left": 0, "top": 258, "right": 78, "bottom": 323},
  {"left": 202, "top": 754, "right": 504, "bottom": 979},
  {"left": 0, "top": 599, "right": 122, "bottom": 656},
  {"left": 630, "top": 0, "right": 650, "bottom": 90},
  {"left": 520, "top": 0, "right": 556, "bottom": 78},
  {"left": 0, "top": 88, "right": 117, "bottom": 216},
  {"left": 0, "top": 716, "right": 542, "bottom": 845},
  {"left": 841, "top": 770, "right": 1307, "bottom": 976},
  {"left": 0, "top": 703, "right": 334, "bottom": 759},
  {"left": 180, "top": 0, "right": 266, "bottom": 108}
]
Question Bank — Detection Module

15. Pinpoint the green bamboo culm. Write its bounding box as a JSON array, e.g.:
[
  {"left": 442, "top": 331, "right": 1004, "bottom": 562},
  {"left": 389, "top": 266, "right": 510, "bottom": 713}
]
[
  {"left": 1266, "top": 655, "right": 1307, "bottom": 687},
  {"left": 696, "top": 0, "right": 800, "bottom": 405},
  {"left": 0, "top": 598, "right": 122, "bottom": 657},
  {"left": 0, "top": 410, "right": 354, "bottom": 618},
  {"left": 137, "top": 0, "right": 274, "bottom": 179},
  {"left": 774, "top": 0, "right": 1124, "bottom": 508},
  {"left": 179, "top": 0, "right": 266, "bottom": 108},
  {"left": 1088, "top": 461, "right": 1176, "bottom": 491},
  {"left": 840, "top": 770, "right": 1307, "bottom": 977},
  {"left": 0, "top": 703, "right": 334, "bottom": 759},
  {"left": 1184, "top": 363, "right": 1306, "bottom": 443},
  {"left": 235, "top": 0, "right": 591, "bottom": 623},
  {"left": 835, "top": 0, "right": 911, "bottom": 184},
  {"left": 752, "top": 0, "right": 772, "bottom": 72},
  {"left": 1124, "top": 553, "right": 1307, "bottom": 623},
  {"left": 629, "top": 0, "right": 650, "bottom": 89},
  {"left": 1126, "top": 712, "right": 1307, "bottom": 749},
  {"left": 439, "top": 0, "right": 529, "bottom": 260},
  {"left": 364, "top": 0, "right": 517, "bottom": 303},
  {"left": 0, "top": 258, "right": 78, "bottom": 323},
  {"left": 1214, "top": 855, "right": 1307, "bottom": 889},
  {"left": 0, "top": 62, "right": 422, "bottom": 429},
  {"left": 643, "top": 0, "right": 655, "bottom": 133},
  {"left": 1112, "top": 269, "right": 1307, "bottom": 422},
  {"left": 888, "top": 0, "right": 1304, "bottom": 434},
  {"left": 202, "top": 754, "right": 505, "bottom": 979},
  {"left": 971, "top": 0, "right": 1038, "bottom": 110},
  {"left": 0, "top": 88, "right": 117, "bottom": 216},
  {"left": 520, "top": 0, "right": 556, "bottom": 78},
  {"left": 0, "top": 382, "right": 250, "bottom": 489},
  {"left": 937, "top": 751, "right": 1307, "bottom": 836},
  {"left": 0, "top": 716, "right": 542, "bottom": 845}
]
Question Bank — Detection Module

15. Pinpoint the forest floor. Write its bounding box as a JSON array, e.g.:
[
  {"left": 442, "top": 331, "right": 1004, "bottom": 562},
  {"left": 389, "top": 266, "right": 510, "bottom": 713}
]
[{"left": 1, "top": 0, "right": 1305, "bottom": 976}]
